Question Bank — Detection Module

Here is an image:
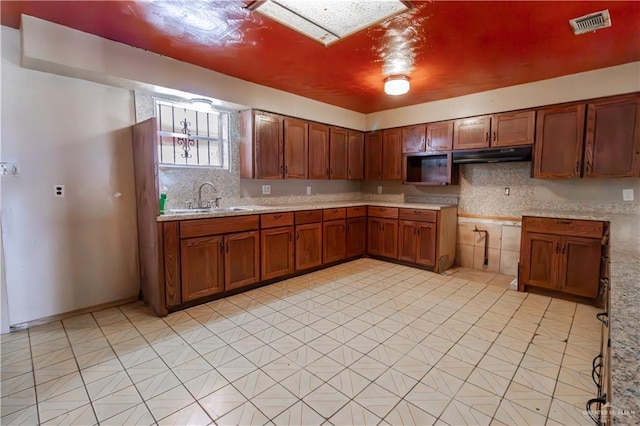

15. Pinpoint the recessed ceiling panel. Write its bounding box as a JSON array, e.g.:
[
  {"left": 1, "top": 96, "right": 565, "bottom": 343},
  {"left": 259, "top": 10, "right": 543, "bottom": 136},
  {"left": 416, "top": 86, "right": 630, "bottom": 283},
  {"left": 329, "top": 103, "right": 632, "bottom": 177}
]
[{"left": 254, "top": 0, "right": 410, "bottom": 45}]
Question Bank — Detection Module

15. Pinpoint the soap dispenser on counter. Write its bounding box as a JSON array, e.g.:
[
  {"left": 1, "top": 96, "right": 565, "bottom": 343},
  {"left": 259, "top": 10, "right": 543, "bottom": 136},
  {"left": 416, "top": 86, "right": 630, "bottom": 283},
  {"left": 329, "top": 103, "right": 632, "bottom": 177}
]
[{"left": 159, "top": 186, "right": 168, "bottom": 215}]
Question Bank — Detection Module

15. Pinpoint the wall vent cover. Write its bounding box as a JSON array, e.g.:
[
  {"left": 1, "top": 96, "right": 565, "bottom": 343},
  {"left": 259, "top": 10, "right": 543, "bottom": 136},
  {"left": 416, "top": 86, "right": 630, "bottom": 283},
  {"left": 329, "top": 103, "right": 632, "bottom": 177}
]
[{"left": 569, "top": 9, "right": 611, "bottom": 35}]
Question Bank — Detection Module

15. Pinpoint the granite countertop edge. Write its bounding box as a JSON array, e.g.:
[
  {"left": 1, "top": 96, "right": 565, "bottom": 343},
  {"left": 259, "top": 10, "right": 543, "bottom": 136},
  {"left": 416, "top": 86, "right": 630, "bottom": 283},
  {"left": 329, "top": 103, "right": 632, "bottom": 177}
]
[{"left": 157, "top": 201, "right": 456, "bottom": 221}]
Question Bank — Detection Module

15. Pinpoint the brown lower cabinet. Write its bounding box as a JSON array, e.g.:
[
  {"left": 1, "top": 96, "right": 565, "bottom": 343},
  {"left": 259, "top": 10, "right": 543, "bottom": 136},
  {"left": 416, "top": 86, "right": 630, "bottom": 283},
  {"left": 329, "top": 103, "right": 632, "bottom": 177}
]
[
  {"left": 346, "top": 217, "right": 366, "bottom": 258},
  {"left": 368, "top": 217, "right": 398, "bottom": 259},
  {"left": 519, "top": 216, "right": 607, "bottom": 304},
  {"left": 224, "top": 231, "right": 260, "bottom": 291},
  {"left": 295, "top": 223, "right": 322, "bottom": 271},
  {"left": 323, "top": 220, "right": 346, "bottom": 263},
  {"left": 261, "top": 226, "right": 295, "bottom": 280},
  {"left": 181, "top": 235, "right": 224, "bottom": 302},
  {"left": 398, "top": 220, "right": 436, "bottom": 267}
]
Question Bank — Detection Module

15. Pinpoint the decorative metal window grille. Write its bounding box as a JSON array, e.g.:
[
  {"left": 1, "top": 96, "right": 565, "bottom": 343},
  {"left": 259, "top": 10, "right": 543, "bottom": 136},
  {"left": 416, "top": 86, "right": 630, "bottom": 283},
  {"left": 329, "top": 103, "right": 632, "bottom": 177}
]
[{"left": 155, "top": 99, "right": 230, "bottom": 168}]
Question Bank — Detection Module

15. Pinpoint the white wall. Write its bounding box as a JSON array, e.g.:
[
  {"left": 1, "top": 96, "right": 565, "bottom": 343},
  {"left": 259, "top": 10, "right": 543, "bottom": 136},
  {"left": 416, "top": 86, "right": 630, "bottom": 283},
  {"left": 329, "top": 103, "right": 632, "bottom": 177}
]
[
  {"left": 20, "top": 15, "right": 366, "bottom": 131},
  {"left": 1, "top": 27, "right": 139, "bottom": 326}
]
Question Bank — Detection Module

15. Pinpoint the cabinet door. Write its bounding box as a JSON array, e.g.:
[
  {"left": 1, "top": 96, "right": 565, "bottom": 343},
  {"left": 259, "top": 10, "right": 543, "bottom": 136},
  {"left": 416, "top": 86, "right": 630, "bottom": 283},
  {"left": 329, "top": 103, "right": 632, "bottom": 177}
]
[
  {"left": 224, "top": 231, "right": 260, "bottom": 291},
  {"left": 329, "top": 127, "right": 348, "bottom": 179},
  {"left": 453, "top": 116, "right": 491, "bottom": 150},
  {"left": 284, "top": 118, "right": 308, "bottom": 179},
  {"left": 533, "top": 104, "right": 586, "bottom": 178},
  {"left": 559, "top": 236, "right": 602, "bottom": 298},
  {"left": 491, "top": 111, "right": 535, "bottom": 147},
  {"left": 261, "top": 226, "right": 294, "bottom": 280},
  {"left": 402, "top": 125, "right": 426, "bottom": 153},
  {"left": 365, "top": 131, "right": 383, "bottom": 180},
  {"left": 367, "top": 217, "right": 382, "bottom": 256},
  {"left": 416, "top": 222, "right": 437, "bottom": 267},
  {"left": 309, "top": 123, "right": 330, "bottom": 180},
  {"left": 346, "top": 217, "right": 366, "bottom": 258},
  {"left": 181, "top": 236, "right": 224, "bottom": 302},
  {"left": 323, "top": 220, "right": 346, "bottom": 264},
  {"left": 347, "top": 130, "right": 364, "bottom": 180},
  {"left": 255, "top": 112, "right": 284, "bottom": 179},
  {"left": 426, "top": 121, "right": 454, "bottom": 152},
  {"left": 584, "top": 95, "right": 640, "bottom": 178},
  {"left": 398, "top": 220, "right": 418, "bottom": 263},
  {"left": 382, "top": 128, "right": 402, "bottom": 180},
  {"left": 295, "top": 223, "right": 322, "bottom": 271},
  {"left": 520, "top": 232, "right": 559, "bottom": 290},
  {"left": 380, "top": 219, "right": 399, "bottom": 259}
]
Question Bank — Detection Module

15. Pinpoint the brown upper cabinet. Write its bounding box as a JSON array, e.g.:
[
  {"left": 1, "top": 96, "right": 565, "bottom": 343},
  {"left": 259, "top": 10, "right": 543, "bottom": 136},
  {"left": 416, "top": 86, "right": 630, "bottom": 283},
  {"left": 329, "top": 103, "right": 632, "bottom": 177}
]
[
  {"left": 382, "top": 128, "right": 402, "bottom": 180},
  {"left": 284, "top": 118, "right": 308, "bottom": 179},
  {"left": 365, "top": 131, "right": 383, "bottom": 180},
  {"left": 534, "top": 104, "right": 586, "bottom": 178},
  {"left": 535, "top": 95, "right": 640, "bottom": 179},
  {"left": 402, "top": 121, "right": 453, "bottom": 153},
  {"left": 240, "top": 110, "right": 284, "bottom": 179},
  {"left": 584, "top": 94, "right": 640, "bottom": 178},
  {"left": 329, "top": 127, "right": 348, "bottom": 179},
  {"left": 347, "top": 130, "right": 364, "bottom": 180},
  {"left": 453, "top": 111, "right": 535, "bottom": 150},
  {"left": 308, "top": 123, "right": 330, "bottom": 180}
]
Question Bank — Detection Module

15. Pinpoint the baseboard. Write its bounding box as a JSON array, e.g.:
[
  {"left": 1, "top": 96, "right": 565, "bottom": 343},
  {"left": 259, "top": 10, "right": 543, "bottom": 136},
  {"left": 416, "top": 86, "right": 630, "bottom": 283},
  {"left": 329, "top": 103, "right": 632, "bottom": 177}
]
[{"left": 8, "top": 296, "right": 140, "bottom": 333}]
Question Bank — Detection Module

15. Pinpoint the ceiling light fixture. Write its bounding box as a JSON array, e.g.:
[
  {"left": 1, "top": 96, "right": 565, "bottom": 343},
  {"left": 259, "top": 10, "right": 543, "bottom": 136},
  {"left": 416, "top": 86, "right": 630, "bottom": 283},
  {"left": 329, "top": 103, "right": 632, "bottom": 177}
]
[
  {"left": 189, "top": 98, "right": 214, "bottom": 109},
  {"left": 384, "top": 75, "right": 410, "bottom": 96},
  {"left": 248, "top": 0, "right": 412, "bottom": 46}
]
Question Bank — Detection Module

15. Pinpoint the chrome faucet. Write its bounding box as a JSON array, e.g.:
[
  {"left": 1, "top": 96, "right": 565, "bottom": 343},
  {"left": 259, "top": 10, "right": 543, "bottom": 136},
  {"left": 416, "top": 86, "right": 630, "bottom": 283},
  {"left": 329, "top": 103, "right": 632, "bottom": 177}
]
[{"left": 197, "top": 182, "right": 220, "bottom": 209}]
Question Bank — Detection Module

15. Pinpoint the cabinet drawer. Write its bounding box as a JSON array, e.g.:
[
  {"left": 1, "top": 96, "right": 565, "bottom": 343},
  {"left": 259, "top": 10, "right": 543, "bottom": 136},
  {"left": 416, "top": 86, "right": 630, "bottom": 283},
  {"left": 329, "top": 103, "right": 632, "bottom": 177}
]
[
  {"left": 368, "top": 206, "right": 399, "bottom": 219},
  {"left": 261, "top": 212, "right": 294, "bottom": 229},
  {"left": 347, "top": 206, "right": 367, "bottom": 218},
  {"left": 180, "top": 215, "right": 259, "bottom": 239},
  {"left": 323, "top": 208, "right": 346, "bottom": 221},
  {"left": 399, "top": 208, "right": 437, "bottom": 223},
  {"left": 524, "top": 216, "right": 604, "bottom": 238},
  {"left": 295, "top": 210, "right": 322, "bottom": 224}
]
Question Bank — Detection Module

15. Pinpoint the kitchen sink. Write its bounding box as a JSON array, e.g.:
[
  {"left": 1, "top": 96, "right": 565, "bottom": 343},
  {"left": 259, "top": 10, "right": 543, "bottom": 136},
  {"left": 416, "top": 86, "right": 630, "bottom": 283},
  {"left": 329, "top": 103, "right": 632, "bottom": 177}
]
[
  {"left": 168, "top": 206, "right": 255, "bottom": 215},
  {"left": 169, "top": 208, "right": 214, "bottom": 214}
]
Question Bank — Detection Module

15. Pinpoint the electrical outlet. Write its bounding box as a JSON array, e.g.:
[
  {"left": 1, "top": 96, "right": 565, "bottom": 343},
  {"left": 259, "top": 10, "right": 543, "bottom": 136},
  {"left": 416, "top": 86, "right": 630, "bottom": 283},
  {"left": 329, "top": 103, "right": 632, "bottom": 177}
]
[
  {"left": 622, "top": 188, "right": 634, "bottom": 201},
  {"left": 377, "top": 186, "right": 383, "bottom": 194},
  {"left": 54, "top": 184, "right": 65, "bottom": 198},
  {"left": 504, "top": 187, "right": 510, "bottom": 196},
  {"left": 262, "top": 185, "right": 271, "bottom": 195},
  {"left": 306, "top": 186, "right": 312, "bottom": 195}
]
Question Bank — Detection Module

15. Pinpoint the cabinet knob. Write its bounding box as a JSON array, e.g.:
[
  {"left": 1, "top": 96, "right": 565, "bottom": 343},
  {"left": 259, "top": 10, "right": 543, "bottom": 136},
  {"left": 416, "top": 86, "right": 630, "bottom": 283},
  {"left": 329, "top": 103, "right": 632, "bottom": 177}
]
[
  {"left": 554, "top": 219, "right": 572, "bottom": 225},
  {"left": 413, "top": 210, "right": 421, "bottom": 215},
  {"left": 296, "top": 230, "right": 300, "bottom": 240},
  {"left": 274, "top": 214, "right": 282, "bottom": 219},
  {"left": 485, "top": 132, "right": 489, "bottom": 142}
]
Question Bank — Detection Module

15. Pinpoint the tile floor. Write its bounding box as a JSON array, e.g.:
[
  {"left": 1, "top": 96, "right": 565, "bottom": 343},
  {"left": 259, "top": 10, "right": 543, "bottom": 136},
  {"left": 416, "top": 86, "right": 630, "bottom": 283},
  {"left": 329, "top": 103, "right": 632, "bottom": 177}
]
[{"left": 1, "top": 259, "right": 602, "bottom": 425}]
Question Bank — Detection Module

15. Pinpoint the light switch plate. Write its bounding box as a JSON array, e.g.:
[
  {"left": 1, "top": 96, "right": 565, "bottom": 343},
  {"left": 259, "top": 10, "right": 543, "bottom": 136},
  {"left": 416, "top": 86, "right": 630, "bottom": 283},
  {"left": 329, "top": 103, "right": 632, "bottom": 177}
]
[
  {"left": 306, "top": 186, "right": 312, "bottom": 195},
  {"left": 622, "top": 188, "right": 634, "bottom": 201},
  {"left": 377, "top": 186, "right": 383, "bottom": 194},
  {"left": 262, "top": 185, "right": 271, "bottom": 195}
]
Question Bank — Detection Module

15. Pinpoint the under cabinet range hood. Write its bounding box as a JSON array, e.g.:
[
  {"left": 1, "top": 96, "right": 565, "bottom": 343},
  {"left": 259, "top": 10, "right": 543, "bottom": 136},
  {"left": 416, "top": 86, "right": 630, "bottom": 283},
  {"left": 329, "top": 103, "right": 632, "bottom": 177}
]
[{"left": 452, "top": 146, "right": 532, "bottom": 164}]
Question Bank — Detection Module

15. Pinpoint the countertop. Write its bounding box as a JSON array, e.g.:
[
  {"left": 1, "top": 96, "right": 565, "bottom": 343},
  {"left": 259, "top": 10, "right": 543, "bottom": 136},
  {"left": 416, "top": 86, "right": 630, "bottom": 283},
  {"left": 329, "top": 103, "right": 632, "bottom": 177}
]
[
  {"left": 524, "top": 209, "right": 640, "bottom": 421},
  {"left": 157, "top": 201, "right": 456, "bottom": 222}
]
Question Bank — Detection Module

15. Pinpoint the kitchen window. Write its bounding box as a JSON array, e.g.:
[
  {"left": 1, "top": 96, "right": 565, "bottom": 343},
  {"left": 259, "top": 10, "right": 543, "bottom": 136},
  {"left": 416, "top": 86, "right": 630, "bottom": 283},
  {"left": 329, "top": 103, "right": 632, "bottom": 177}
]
[{"left": 155, "top": 99, "right": 230, "bottom": 169}]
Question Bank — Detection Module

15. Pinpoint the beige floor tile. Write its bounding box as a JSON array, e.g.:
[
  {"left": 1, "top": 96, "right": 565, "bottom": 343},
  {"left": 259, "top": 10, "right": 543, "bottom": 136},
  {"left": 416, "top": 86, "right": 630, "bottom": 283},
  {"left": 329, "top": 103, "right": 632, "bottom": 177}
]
[
  {"left": 466, "top": 367, "right": 511, "bottom": 397},
  {"left": 41, "top": 403, "right": 97, "bottom": 426},
  {"left": 420, "top": 368, "right": 464, "bottom": 398},
  {"left": 251, "top": 383, "right": 298, "bottom": 419},
  {"left": 271, "top": 400, "right": 325, "bottom": 426},
  {"left": 440, "top": 400, "right": 492, "bottom": 426},
  {"left": 503, "top": 381, "right": 552, "bottom": 415},
  {"left": 74, "top": 346, "right": 117, "bottom": 370},
  {"left": 233, "top": 369, "right": 278, "bottom": 399},
  {"left": 330, "top": 400, "right": 381, "bottom": 426},
  {"left": 552, "top": 381, "right": 594, "bottom": 407},
  {"left": 404, "top": 382, "right": 452, "bottom": 418},
  {"left": 513, "top": 366, "right": 558, "bottom": 396},
  {"left": 327, "top": 369, "right": 371, "bottom": 398},
  {"left": 383, "top": 400, "right": 436, "bottom": 426},
  {"left": 353, "top": 382, "right": 401, "bottom": 418},
  {"left": 184, "top": 370, "right": 229, "bottom": 400},
  {"left": 158, "top": 402, "right": 213, "bottom": 426},
  {"left": 0, "top": 404, "right": 39, "bottom": 425},
  {"left": 39, "top": 386, "right": 91, "bottom": 423},
  {"left": 34, "top": 358, "right": 79, "bottom": 385},
  {"left": 134, "top": 370, "right": 180, "bottom": 400},
  {"left": 303, "top": 383, "right": 349, "bottom": 418},
  {"left": 1, "top": 387, "right": 37, "bottom": 417},
  {"left": 215, "top": 401, "right": 266, "bottom": 426},
  {"left": 1, "top": 372, "right": 35, "bottom": 398},
  {"left": 91, "top": 385, "right": 142, "bottom": 423},
  {"left": 146, "top": 384, "right": 195, "bottom": 422},
  {"left": 547, "top": 397, "right": 593, "bottom": 425},
  {"left": 37, "top": 371, "right": 85, "bottom": 402},
  {"left": 493, "top": 399, "right": 547, "bottom": 426},
  {"left": 454, "top": 382, "right": 501, "bottom": 417},
  {"left": 348, "top": 355, "right": 388, "bottom": 381},
  {"left": 199, "top": 383, "right": 248, "bottom": 421}
]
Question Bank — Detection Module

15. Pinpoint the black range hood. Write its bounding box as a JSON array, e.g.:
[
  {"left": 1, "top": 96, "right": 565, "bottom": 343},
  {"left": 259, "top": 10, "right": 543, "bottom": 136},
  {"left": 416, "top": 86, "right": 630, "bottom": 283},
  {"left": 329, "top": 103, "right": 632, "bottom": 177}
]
[{"left": 452, "top": 146, "right": 532, "bottom": 164}]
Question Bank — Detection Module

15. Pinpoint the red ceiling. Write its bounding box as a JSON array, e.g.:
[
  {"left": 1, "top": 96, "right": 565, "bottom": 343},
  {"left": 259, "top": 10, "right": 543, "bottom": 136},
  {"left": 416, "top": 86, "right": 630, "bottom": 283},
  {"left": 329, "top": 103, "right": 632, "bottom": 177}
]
[{"left": 2, "top": 1, "right": 639, "bottom": 113}]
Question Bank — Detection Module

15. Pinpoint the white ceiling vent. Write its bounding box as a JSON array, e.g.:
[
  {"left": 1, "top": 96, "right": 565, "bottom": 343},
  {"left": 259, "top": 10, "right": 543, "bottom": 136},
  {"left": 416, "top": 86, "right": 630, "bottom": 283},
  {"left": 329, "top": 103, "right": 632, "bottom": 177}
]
[{"left": 569, "top": 9, "right": 612, "bottom": 35}]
